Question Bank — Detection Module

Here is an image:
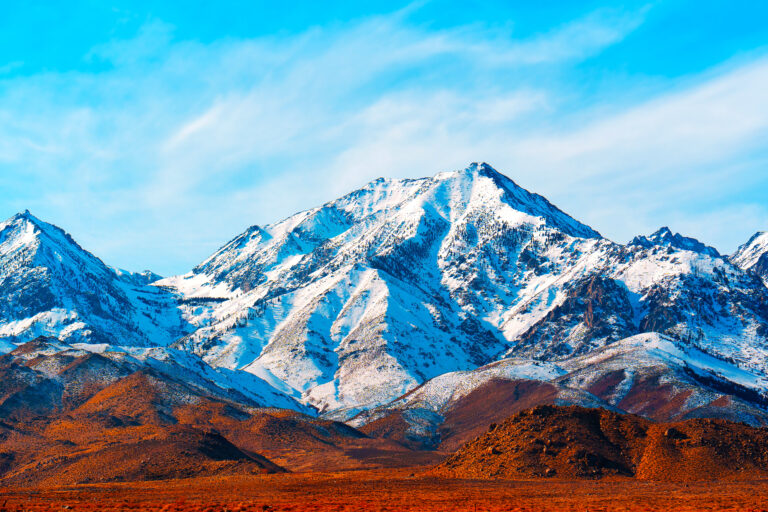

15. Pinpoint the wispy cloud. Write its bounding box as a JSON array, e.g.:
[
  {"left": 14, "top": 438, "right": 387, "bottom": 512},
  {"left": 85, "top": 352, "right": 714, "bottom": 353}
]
[
  {"left": 0, "top": 3, "right": 765, "bottom": 273},
  {"left": 512, "top": 58, "right": 768, "bottom": 176}
]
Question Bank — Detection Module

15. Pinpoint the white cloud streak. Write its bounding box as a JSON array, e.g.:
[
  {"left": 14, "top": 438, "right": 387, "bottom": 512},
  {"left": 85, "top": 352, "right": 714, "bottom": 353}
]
[{"left": 0, "top": 5, "right": 766, "bottom": 274}]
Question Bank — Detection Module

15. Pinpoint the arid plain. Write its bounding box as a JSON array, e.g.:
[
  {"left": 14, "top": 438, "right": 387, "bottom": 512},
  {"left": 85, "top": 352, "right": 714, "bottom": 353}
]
[{"left": 3, "top": 471, "right": 768, "bottom": 512}]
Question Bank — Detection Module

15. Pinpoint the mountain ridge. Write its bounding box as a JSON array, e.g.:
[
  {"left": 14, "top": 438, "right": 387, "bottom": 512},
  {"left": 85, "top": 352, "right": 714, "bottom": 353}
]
[
  {"left": 2, "top": 163, "right": 767, "bottom": 429},
  {"left": 153, "top": 163, "right": 768, "bottom": 416},
  {"left": 732, "top": 231, "right": 768, "bottom": 284},
  {"left": 0, "top": 210, "right": 191, "bottom": 347}
]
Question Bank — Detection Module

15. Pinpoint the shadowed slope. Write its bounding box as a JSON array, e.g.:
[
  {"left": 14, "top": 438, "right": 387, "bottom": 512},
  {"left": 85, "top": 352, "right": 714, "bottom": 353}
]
[
  {"left": 0, "top": 371, "right": 286, "bottom": 486},
  {"left": 0, "top": 353, "right": 435, "bottom": 484},
  {"left": 175, "top": 405, "right": 440, "bottom": 471}
]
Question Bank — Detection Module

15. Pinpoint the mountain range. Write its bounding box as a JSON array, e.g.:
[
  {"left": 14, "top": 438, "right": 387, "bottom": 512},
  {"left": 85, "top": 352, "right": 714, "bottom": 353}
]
[{"left": 2, "top": 163, "right": 768, "bottom": 454}]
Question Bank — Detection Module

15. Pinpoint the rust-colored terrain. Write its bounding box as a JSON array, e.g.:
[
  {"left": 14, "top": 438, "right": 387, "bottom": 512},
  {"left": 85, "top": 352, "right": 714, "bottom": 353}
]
[
  {"left": 0, "top": 374, "right": 431, "bottom": 486},
  {"left": 4, "top": 338, "right": 768, "bottom": 510},
  {"left": 3, "top": 471, "right": 768, "bottom": 511},
  {"left": 436, "top": 404, "right": 768, "bottom": 480},
  {"left": 360, "top": 379, "right": 567, "bottom": 451},
  {"left": 4, "top": 404, "right": 768, "bottom": 511},
  {"left": 0, "top": 340, "right": 435, "bottom": 487}
]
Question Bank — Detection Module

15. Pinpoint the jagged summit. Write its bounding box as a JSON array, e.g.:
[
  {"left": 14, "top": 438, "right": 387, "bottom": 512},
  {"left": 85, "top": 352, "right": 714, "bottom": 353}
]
[
  {"left": 179, "top": 162, "right": 601, "bottom": 293},
  {"left": 732, "top": 231, "right": 768, "bottom": 282},
  {"left": 0, "top": 210, "right": 111, "bottom": 281},
  {"left": 2, "top": 210, "right": 167, "bottom": 288},
  {"left": 10, "top": 209, "right": 32, "bottom": 221},
  {"left": 450, "top": 163, "right": 602, "bottom": 239},
  {"left": 9, "top": 208, "right": 37, "bottom": 221},
  {"left": 744, "top": 230, "right": 768, "bottom": 245},
  {"left": 111, "top": 268, "right": 164, "bottom": 286},
  {"left": 629, "top": 226, "right": 720, "bottom": 257},
  {"left": 4, "top": 209, "right": 44, "bottom": 230},
  {"left": 0, "top": 211, "right": 191, "bottom": 347},
  {"left": 5, "top": 209, "right": 65, "bottom": 235}
]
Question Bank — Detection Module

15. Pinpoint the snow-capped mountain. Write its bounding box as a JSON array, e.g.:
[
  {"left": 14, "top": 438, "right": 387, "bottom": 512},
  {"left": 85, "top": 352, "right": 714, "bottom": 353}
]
[
  {"left": 158, "top": 163, "right": 768, "bottom": 416},
  {"left": 110, "top": 267, "right": 164, "bottom": 286},
  {"left": 732, "top": 231, "right": 768, "bottom": 285},
  {"left": 351, "top": 333, "right": 768, "bottom": 449},
  {"left": 628, "top": 226, "right": 720, "bottom": 257},
  {"left": 0, "top": 211, "right": 189, "bottom": 347},
  {"left": 0, "top": 336, "right": 307, "bottom": 419},
  {"left": 2, "top": 163, "right": 768, "bottom": 427},
  {"left": 159, "top": 163, "right": 606, "bottom": 413},
  {"left": 517, "top": 232, "right": 768, "bottom": 370}
]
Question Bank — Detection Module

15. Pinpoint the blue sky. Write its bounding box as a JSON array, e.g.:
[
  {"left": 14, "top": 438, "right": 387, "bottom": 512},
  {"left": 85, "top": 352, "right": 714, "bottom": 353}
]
[{"left": 1, "top": 1, "right": 767, "bottom": 275}]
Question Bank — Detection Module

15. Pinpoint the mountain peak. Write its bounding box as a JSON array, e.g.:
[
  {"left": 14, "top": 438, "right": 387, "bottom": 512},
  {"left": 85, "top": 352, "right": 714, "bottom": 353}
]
[
  {"left": 9, "top": 209, "right": 43, "bottom": 225},
  {"left": 3, "top": 210, "right": 66, "bottom": 244},
  {"left": 192, "top": 163, "right": 603, "bottom": 291},
  {"left": 743, "top": 231, "right": 768, "bottom": 247},
  {"left": 111, "top": 267, "right": 164, "bottom": 286},
  {"left": 651, "top": 226, "right": 673, "bottom": 238},
  {"left": 629, "top": 227, "right": 720, "bottom": 257},
  {"left": 468, "top": 161, "right": 496, "bottom": 174},
  {"left": 1, "top": 211, "right": 44, "bottom": 251},
  {"left": 448, "top": 162, "right": 514, "bottom": 183},
  {"left": 431, "top": 163, "right": 602, "bottom": 240},
  {"left": 2, "top": 210, "right": 88, "bottom": 256},
  {"left": 464, "top": 161, "right": 520, "bottom": 186},
  {"left": 732, "top": 231, "right": 768, "bottom": 278},
  {"left": 0, "top": 212, "right": 191, "bottom": 348}
]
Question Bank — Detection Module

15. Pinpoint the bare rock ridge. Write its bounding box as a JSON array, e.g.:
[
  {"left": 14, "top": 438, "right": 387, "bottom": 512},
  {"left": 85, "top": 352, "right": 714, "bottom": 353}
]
[
  {"left": 0, "top": 338, "right": 431, "bottom": 486},
  {"left": 435, "top": 405, "right": 768, "bottom": 480},
  {"left": 629, "top": 226, "right": 720, "bottom": 257}
]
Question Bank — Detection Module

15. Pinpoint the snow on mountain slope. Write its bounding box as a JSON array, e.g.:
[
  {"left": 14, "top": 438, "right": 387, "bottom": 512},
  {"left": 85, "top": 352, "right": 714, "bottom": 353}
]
[
  {"left": 110, "top": 267, "right": 164, "bottom": 286},
  {"left": 120, "top": 346, "right": 311, "bottom": 412},
  {"left": 629, "top": 227, "right": 720, "bottom": 257},
  {"left": 163, "top": 163, "right": 610, "bottom": 413},
  {"left": 3, "top": 164, "right": 767, "bottom": 422},
  {"left": 0, "top": 211, "right": 190, "bottom": 347},
  {"left": 351, "top": 333, "right": 768, "bottom": 449},
  {"left": 349, "top": 358, "right": 568, "bottom": 424},
  {"left": 733, "top": 231, "right": 768, "bottom": 285},
  {"left": 560, "top": 333, "right": 768, "bottom": 392},
  {"left": 0, "top": 337, "right": 308, "bottom": 417},
  {"left": 511, "top": 226, "right": 768, "bottom": 375},
  {"left": 163, "top": 163, "right": 768, "bottom": 416}
]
